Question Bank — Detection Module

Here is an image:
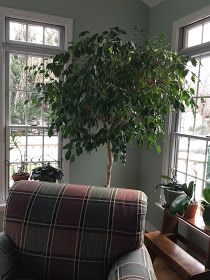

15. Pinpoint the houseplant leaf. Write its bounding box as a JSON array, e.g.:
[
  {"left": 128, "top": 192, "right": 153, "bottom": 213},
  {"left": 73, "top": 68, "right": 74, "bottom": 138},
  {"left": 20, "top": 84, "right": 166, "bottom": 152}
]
[
  {"left": 169, "top": 194, "right": 189, "bottom": 215},
  {"left": 184, "top": 181, "right": 194, "bottom": 198},
  {"left": 203, "top": 188, "right": 210, "bottom": 204}
]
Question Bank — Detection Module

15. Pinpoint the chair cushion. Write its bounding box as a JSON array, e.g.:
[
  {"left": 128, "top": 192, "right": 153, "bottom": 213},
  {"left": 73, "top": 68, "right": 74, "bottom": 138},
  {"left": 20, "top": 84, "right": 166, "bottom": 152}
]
[{"left": 108, "top": 245, "right": 157, "bottom": 280}]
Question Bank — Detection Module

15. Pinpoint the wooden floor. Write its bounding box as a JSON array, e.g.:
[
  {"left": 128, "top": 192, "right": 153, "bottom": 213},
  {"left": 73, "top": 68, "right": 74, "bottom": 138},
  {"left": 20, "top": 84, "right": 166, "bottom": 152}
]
[{"left": 153, "top": 256, "right": 182, "bottom": 280}]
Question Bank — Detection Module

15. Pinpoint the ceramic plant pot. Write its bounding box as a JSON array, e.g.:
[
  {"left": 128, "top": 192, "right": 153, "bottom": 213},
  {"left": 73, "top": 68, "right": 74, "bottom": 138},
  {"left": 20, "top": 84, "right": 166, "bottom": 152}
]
[
  {"left": 184, "top": 203, "right": 198, "bottom": 219},
  {"left": 164, "top": 188, "right": 185, "bottom": 206}
]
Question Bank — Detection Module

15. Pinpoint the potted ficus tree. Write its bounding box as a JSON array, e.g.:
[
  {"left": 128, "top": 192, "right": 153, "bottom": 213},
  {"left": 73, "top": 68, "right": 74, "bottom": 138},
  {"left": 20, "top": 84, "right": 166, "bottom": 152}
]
[{"left": 26, "top": 27, "right": 197, "bottom": 187}]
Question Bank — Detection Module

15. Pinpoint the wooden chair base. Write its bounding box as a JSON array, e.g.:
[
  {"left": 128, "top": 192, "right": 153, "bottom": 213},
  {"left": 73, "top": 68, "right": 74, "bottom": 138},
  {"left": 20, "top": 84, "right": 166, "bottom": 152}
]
[{"left": 145, "top": 231, "right": 210, "bottom": 280}]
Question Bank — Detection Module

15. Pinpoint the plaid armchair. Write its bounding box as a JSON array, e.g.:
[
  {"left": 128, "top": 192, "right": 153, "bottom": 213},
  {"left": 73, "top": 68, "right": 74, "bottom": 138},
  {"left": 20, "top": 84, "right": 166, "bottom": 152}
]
[{"left": 0, "top": 181, "right": 156, "bottom": 280}]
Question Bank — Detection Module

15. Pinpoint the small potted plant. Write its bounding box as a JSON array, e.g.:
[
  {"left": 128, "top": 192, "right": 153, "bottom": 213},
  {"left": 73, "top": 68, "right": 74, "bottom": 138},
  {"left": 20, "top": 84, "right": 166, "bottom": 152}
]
[
  {"left": 10, "top": 131, "right": 30, "bottom": 182},
  {"left": 30, "top": 162, "right": 63, "bottom": 182},
  {"left": 155, "top": 174, "right": 186, "bottom": 206},
  {"left": 201, "top": 186, "right": 210, "bottom": 228},
  {"left": 169, "top": 181, "right": 198, "bottom": 219}
]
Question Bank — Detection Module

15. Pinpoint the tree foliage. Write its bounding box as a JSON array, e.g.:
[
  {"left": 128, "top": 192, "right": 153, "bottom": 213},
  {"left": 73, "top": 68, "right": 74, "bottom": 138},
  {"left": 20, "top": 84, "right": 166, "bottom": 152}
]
[{"left": 27, "top": 27, "right": 197, "bottom": 187}]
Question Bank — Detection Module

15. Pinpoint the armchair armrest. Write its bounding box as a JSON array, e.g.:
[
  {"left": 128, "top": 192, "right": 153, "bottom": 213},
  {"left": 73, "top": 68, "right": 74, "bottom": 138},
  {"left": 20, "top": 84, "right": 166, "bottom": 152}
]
[
  {"left": 0, "top": 232, "right": 17, "bottom": 279},
  {"left": 108, "top": 244, "right": 157, "bottom": 280}
]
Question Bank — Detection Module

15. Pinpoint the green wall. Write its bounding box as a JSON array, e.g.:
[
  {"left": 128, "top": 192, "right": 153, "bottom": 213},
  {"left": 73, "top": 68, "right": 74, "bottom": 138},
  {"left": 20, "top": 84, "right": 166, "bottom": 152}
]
[
  {"left": 0, "top": 0, "right": 149, "bottom": 44},
  {"left": 144, "top": 0, "right": 210, "bottom": 228},
  {"left": 0, "top": 0, "right": 150, "bottom": 188},
  {"left": 150, "top": 0, "right": 210, "bottom": 40}
]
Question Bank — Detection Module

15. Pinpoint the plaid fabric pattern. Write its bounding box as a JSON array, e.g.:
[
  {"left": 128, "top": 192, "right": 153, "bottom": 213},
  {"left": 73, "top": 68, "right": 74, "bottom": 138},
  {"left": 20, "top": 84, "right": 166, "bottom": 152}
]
[
  {"left": 4, "top": 181, "right": 148, "bottom": 280},
  {"left": 0, "top": 232, "right": 17, "bottom": 279},
  {"left": 108, "top": 245, "right": 157, "bottom": 280}
]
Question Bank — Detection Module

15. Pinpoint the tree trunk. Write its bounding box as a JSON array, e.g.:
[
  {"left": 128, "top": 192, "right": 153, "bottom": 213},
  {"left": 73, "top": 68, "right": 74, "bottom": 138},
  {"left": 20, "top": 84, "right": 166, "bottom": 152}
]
[{"left": 106, "top": 142, "right": 113, "bottom": 188}]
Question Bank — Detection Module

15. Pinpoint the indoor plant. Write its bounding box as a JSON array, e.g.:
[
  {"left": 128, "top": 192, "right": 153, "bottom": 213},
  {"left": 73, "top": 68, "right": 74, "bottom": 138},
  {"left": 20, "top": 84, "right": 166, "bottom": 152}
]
[
  {"left": 10, "top": 130, "right": 30, "bottom": 182},
  {"left": 155, "top": 174, "right": 186, "bottom": 206},
  {"left": 26, "top": 28, "right": 197, "bottom": 187},
  {"left": 169, "top": 181, "right": 198, "bottom": 219},
  {"left": 201, "top": 185, "right": 210, "bottom": 228},
  {"left": 30, "top": 162, "right": 63, "bottom": 182}
]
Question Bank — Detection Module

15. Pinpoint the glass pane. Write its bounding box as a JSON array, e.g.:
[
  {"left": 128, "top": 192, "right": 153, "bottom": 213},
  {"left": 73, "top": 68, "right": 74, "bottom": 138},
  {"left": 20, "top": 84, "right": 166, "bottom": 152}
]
[
  {"left": 176, "top": 171, "right": 186, "bottom": 184},
  {"left": 44, "top": 129, "right": 58, "bottom": 162},
  {"left": 27, "top": 92, "right": 43, "bottom": 126},
  {"left": 198, "top": 56, "right": 210, "bottom": 97},
  {"left": 186, "top": 24, "right": 202, "bottom": 48},
  {"left": 10, "top": 90, "right": 26, "bottom": 125},
  {"left": 188, "top": 139, "right": 206, "bottom": 179},
  {"left": 203, "top": 21, "right": 210, "bottom": 43},
  {"left": 177, "top": 137, "right": 189, "bottom": 175},
  {"left": 27, "top": 128, "right": 43, "bottom": 162},
  {"left": 28, "top": 25, "right": 43, "bottom": 44},
  {"left": 9, "top": 21, "right": 26, "bottom": 42},
  {"left": 179, "top": 107, "right": 195, "bottom": 134},
  {"left": 9, "top": 128, "right": 27, "bottom": 186},
  {"left": 44, "top": 27, "right": 60, "bottom": 46},
  {"left": 194, "top": 98, "right": 210, "bottom": 135},
  {"left": 43, "top": 103, "right": 50, "bottom": 126},
  {"left": 9, "top": 54, "right": 26, "bottom": 90},
  {"left": 27, "top": 56, "right": 43, "bottom": 91},
  {"left": 10, "top": 129, "right": 27, "bottom": 164}
]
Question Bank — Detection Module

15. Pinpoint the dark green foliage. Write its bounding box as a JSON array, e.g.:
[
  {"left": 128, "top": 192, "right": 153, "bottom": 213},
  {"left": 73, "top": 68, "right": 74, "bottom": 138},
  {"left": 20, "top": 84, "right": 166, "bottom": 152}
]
[
  {"left": 155, "top": 174, "right": 187, "bottom": 191},
  {"left": 30, "top": 163, "right": 63, "bottom": 182},
  {"left": 169, "top": 181, "right": 196, "bottom": 215},
  {"left": 27, "top": 28, "right": 197, "bottom": 169},
  {"left": 201, "top": 186, "right": 210, "bottom": 208}
]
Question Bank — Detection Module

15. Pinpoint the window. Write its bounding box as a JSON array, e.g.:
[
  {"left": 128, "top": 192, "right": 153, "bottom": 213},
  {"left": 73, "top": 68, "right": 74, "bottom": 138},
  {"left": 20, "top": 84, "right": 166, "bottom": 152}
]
[
  {"left": 170, "top": 16, "right": 210, "bottom": 200},
  {"left": 0, "top": 8, "right": 73, "bottom": 203}
]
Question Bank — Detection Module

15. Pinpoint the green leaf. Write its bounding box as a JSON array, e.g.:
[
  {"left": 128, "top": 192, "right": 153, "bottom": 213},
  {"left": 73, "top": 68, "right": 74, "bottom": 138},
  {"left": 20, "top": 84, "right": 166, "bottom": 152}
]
[
  {"left": 161, "top": 175, "right": 172, "bottom": 180},
  {"left": 185, "top": 181, "right": 194, "bottom": 198},
  {"left": 155, "top": 144, "right": 161, "bottom": 153},
  {"left": 169, "top": 194, "right": 189, "bottom": 215},
  {"left": 79, "top": 31, "right": 90, "bottom": 37},
  {"left": 203, "top": 188, "right": 210, "bottom": 203}
]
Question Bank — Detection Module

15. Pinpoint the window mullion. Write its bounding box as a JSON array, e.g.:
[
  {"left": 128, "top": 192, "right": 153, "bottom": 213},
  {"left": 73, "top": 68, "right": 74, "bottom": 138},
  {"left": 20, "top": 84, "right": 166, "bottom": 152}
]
[{"left": 185, "top": 137, "right": 191, "bottom": 181}]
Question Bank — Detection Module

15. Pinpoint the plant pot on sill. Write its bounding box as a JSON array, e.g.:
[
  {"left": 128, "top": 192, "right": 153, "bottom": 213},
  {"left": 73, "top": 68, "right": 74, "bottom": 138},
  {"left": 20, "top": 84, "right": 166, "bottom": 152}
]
[
  {"left": 184, "top": 203, "right": 198, "bottom": 219},
  {"left": 164, "top": 188, "right": 185, "bottom": 207},
  {"left": 12, "top": 172, "right": 30, "bottom": 182}
]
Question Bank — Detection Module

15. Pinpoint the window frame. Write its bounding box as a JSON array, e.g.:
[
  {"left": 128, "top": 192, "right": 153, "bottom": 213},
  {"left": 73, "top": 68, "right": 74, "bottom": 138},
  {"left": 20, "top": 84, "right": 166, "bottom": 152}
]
[
  {"left": 162, "top": 5, "right": 210, "bottom": 193},
  {"left": 0, "top": 7, "right": 73, "bottom": 203},
  {"left": 6, "top": 17, "right": 65, "bottom": 49}
]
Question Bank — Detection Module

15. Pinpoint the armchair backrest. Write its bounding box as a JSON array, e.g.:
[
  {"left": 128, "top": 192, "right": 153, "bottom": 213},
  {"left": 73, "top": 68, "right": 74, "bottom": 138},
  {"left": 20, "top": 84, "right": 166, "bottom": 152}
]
[{"left": 4, "top": 181, "right": 147, "bottom": 280}]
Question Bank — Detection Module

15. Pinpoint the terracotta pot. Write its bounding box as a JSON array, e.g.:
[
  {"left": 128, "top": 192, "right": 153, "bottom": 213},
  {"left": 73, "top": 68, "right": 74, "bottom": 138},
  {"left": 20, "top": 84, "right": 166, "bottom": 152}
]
[
  {"left": 184, "top": 203, "right": 198, "bottom": 219},
  {"left": 164, "top": 188, "right": 185, "bottom": 206},
  {"left": 12, "top": 173, "right": 30, "bottom": 182}
]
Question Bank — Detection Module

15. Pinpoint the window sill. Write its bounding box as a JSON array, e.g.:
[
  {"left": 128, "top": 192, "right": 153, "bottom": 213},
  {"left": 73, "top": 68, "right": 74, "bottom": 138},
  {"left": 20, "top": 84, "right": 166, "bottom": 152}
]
[{"left": 156, "top": 201, "right": 210, "bottom": 236}]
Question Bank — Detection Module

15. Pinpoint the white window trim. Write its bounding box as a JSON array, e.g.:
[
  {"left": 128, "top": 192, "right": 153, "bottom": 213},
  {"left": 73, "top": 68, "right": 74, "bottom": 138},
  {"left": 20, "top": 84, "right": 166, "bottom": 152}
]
[
  {"left": 0, "top": 7, "right": 73, "bottom": 202},
  {"left": 162, "top": 4, "right": 210, "bottom": 178}
]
